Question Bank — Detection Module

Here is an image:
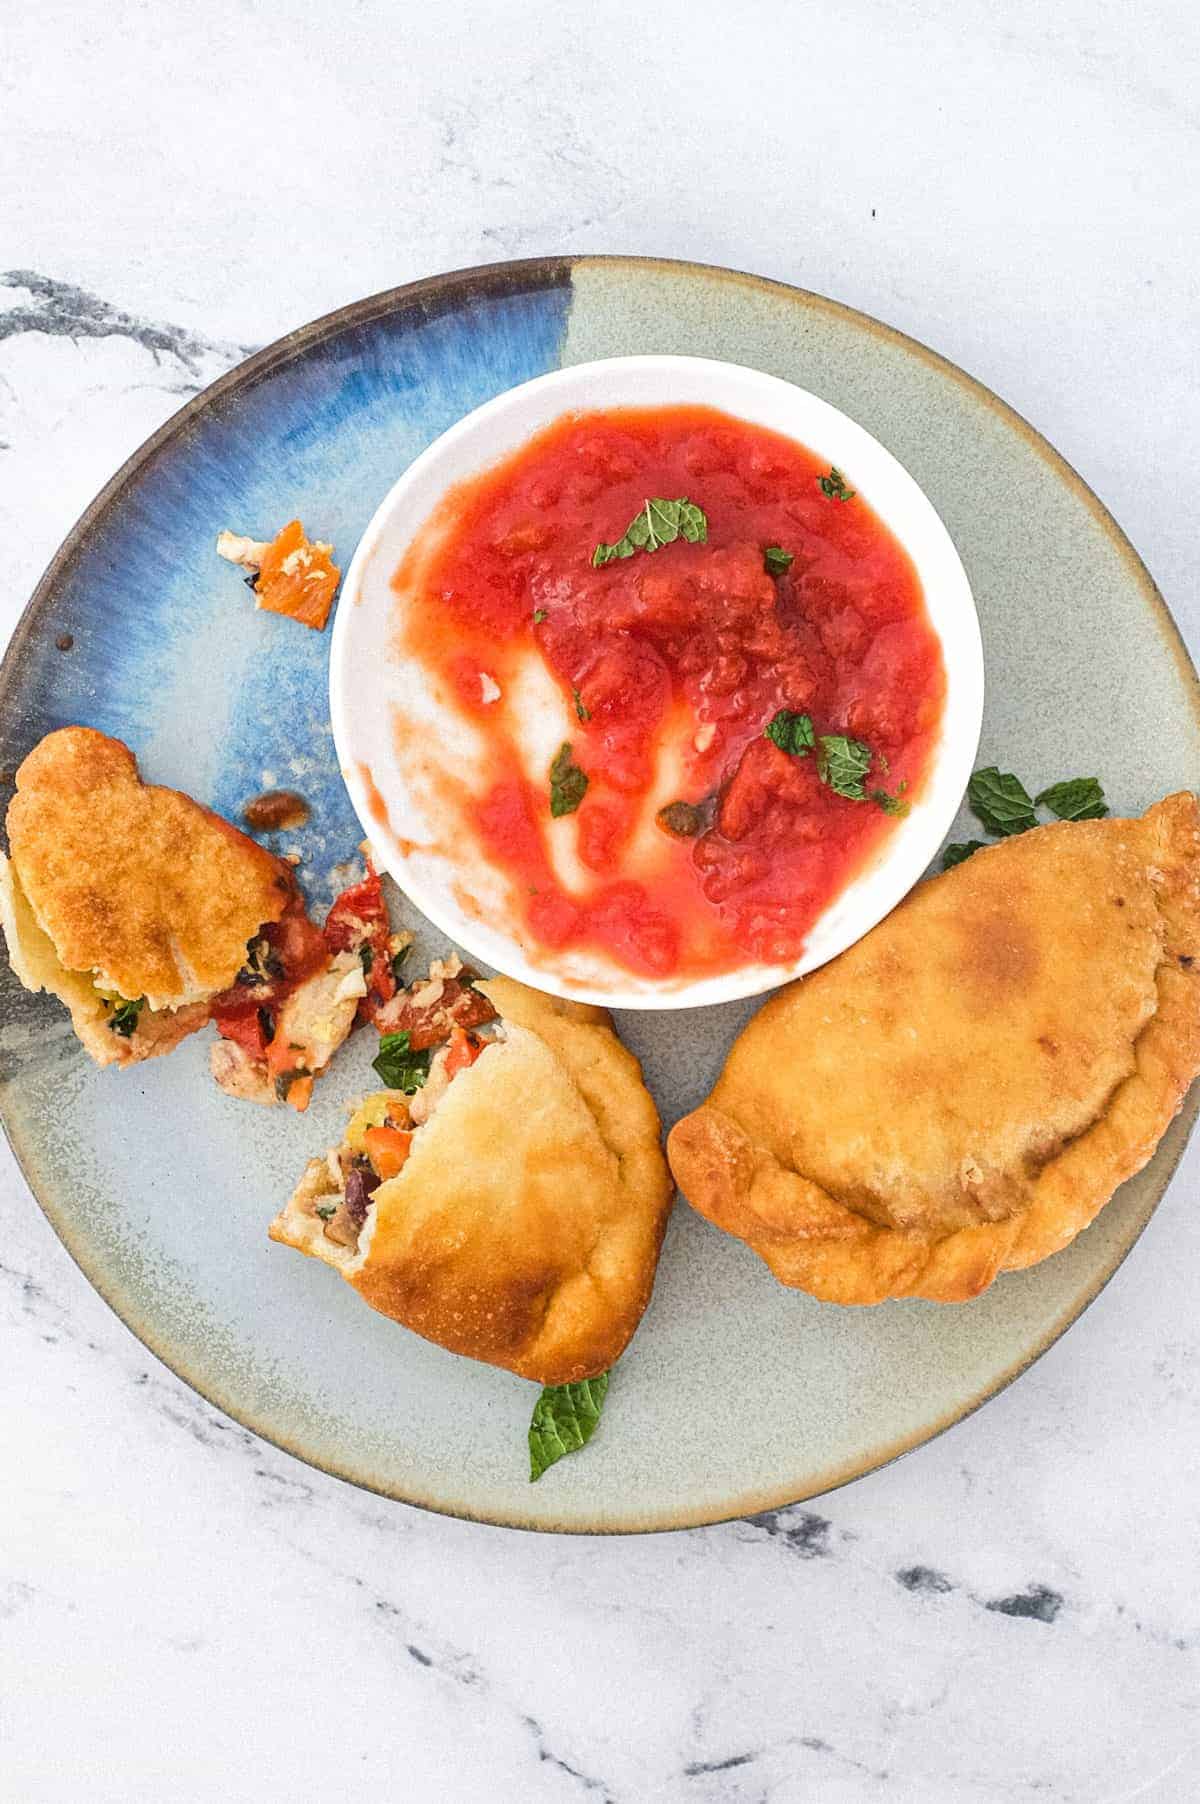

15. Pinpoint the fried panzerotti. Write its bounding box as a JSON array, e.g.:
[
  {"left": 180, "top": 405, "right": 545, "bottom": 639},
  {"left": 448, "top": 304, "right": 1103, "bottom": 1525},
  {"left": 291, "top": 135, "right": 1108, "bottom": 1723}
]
[
  {"left": 0, "top": 727, "right": 293, "bottom": 1066},
  {"left": 668, "top": 794, "right": 1200, "bottom": 1304},
  {"left": 0, "top": 729, "right": 385, "bottom": 1105},
  {"left": 270, "top": 976, "right": 674, "bottom": 1383}
]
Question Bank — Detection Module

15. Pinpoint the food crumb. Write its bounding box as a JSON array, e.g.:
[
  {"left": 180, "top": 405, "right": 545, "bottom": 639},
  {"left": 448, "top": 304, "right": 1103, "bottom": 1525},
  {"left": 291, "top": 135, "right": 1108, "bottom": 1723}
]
[
  {"left": 216, "top": 529, "right": 270, "bottom": 569},
  {"left": 219, "top": 523, "right": 340, "bottom": 631},
  {"left": 55, "top": 632, "right": 74, "bottom": 651},
  {"left": 243, "top": 789, "right": 311, "bottom": 832}
]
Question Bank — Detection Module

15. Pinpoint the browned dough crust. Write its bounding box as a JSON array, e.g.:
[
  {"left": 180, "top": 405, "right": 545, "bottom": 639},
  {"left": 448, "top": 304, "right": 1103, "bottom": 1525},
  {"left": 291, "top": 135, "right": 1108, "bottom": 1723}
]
[
  {"left": 5, "top": 727, "right": 293, "bottom": 1010},
  {"left": 270, "top": 976, "right": 675, "bottom": 1383},
  {"left": 668, "top": 794, "right": 1200, "bottom": 1304}
]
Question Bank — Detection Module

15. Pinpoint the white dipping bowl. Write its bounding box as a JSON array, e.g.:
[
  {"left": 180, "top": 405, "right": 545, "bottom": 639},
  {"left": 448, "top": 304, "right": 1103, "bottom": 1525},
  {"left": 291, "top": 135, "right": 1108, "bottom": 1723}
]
[{"left": 330, "top": 355, "right": 983, "bottom": 1009}]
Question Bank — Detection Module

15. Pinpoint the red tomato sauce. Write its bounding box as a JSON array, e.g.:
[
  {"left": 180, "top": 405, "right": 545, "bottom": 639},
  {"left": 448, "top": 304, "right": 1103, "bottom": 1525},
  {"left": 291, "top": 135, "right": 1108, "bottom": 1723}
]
[{"left": 393, "top": 406, "right": 945, "bottom": 980}]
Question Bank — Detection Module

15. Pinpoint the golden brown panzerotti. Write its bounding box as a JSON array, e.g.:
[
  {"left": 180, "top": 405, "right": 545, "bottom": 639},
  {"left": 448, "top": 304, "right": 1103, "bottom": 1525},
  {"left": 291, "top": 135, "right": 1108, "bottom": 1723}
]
[
  {"left": 0, "top": 727, "right": 293, "bottom": 1066},
  {"left": 270, "top": 977, "right": 674, "bottom": 1383},
  {"left": 668, "top": 794, "right": 1200, "bottom": 1305}
]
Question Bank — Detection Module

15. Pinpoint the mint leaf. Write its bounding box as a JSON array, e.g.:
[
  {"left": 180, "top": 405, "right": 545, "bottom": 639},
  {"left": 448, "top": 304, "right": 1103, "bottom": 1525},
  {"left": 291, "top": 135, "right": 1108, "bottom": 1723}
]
[
  {"left": 1035, "top": 777, "right": 1107, "bottom": 822},
  {"left": 764, "top": 546, "right": 794, "bottom": 575},
  {"left": 870, "top": 787, "right": 910, "bottom": 818},
  {"left": 943, "top": 839, "right": 987, "bottom": 869},
  {"left": 372, "top": 1031, "right": 430, "bottom": 1093},
  {"left": 107, "top": 996, "right": 145, "bottom": 1037},
  {"left": 529, "top": 1373, "right": 610, "bottom": 1481},
  {"left": 773, "top": 722, "right": 904, "bottom": 814},
  {"left": 573, "top": 688, "right": 591, "bottom": 723},
  {"left": 968, "top": 767, "right": 1038, "bottom": 836},
  {"left": 765, "top": 709, "right": 814, "bottom": 756},
  {"left": 592, "top": 498, "right": 708, "bottom": 567},
  {"left": 549, "top": 742, "right": 588, "bottom": 818},
  {"left": 818, "top": 466, "right": 855, "bottom": 501},
  {"left": 653, "top": 496, "right": 707, "bottom": 544},
  {"left": 811, "top": 732, "right": 902, "bottom": 813},
  {"left": 817, "top": 734, "right": 872, "bottom": 800}
]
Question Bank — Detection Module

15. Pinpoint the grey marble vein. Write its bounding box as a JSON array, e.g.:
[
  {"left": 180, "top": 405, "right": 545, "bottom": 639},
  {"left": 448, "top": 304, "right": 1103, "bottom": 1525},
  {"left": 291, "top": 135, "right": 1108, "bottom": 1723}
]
[
  {"left": 0, "top": 270, "right": 256, "bottom": 373},
  {"left": 683, "top": 1752, "right": 757, "bottom": 1777},
  {"left": 740, "top": 1508, "right": 835, "bottom": 1558},
  {"left": 522, "top": 1716, "right": 618, "bottom": 1804},
  {"left": 895, "top": 1563, "right": 956, "bottom": 1595},
  {"left": 984, "top": 1584, "right": 1065, "bottom": 1625}
]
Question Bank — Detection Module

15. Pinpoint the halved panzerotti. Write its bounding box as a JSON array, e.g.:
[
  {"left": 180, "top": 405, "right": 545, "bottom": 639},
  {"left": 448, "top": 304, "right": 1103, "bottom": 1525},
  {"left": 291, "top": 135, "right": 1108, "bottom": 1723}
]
[
  {"left": 269, "top": 975, "right": 674, "bottom": 1386},
  {"left": 0, "top": 727, "right": 403, "bottom": 1113}
]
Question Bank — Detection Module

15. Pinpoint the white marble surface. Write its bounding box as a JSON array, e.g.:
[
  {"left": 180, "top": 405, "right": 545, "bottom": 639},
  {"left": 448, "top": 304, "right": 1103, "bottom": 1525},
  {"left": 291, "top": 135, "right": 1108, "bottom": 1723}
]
[{"left": 2, "top": 4, "right": 1200, "bottom": 1799}]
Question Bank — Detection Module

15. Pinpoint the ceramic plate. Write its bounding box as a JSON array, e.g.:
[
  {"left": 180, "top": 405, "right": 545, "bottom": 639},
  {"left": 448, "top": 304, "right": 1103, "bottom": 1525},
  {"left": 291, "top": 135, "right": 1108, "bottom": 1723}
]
[{"left": 2, "top": 257, "right": 1196, "bottom": 1533}]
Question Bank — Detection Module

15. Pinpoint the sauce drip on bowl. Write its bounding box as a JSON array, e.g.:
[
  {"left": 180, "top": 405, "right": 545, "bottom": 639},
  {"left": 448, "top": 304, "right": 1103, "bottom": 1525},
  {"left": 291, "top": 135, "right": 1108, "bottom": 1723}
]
[{"left": 390, "top": 405, "right": 945, "bottom": 982}]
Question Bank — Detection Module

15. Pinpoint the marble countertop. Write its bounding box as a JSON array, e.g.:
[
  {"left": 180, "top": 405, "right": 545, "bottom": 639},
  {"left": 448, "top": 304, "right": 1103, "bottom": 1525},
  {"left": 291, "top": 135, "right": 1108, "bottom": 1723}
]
[{"left": 3, "top": 5, "right": 1199, "bottom": 1800}]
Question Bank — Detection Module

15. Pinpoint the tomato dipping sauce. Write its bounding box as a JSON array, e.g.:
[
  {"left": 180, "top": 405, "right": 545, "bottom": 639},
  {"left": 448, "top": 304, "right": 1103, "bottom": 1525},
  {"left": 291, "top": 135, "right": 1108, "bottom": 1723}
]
[{"left": 393, "top": 406, "right": 945, "bottom": 983}]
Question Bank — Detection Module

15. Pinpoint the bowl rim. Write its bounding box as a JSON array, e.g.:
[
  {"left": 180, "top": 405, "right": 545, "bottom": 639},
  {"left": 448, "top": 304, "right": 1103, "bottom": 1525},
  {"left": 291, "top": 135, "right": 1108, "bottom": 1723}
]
[{"left": 330, "top": 350, "right": 984, "bottom": 1009}]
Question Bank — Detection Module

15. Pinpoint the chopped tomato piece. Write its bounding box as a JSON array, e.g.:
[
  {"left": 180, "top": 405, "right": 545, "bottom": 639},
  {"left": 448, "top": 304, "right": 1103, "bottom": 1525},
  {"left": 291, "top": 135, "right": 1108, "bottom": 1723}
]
[
  {"left": 443, "top": 1026, "right": 484, "bottom": 1079},
  {"left": 324, "top": 863, "right": 397, "bottom": 1015},
  {"left": 210, "top": 999, "right": 271, "bottom": 1060},
  {"left": 324, "top": 867, "right": 388, "bottom": 952},
  {"left": 373, "top": 977, "right": 497, "bottom": 1049},
  {"left": 717, "top": 737, "right": 819, "bottom": 841},
  {"left": 363, "top": 1124, "right": 413, "bottom": 1180},
  {"left": 211, "top": 893, "right": 339, "bottom": 1098},
  {"left": 252, "top": 520, "right": 340, "bottom": 632},
  {"left": 264, "top": 903, "right": 330, "bottom": 987},
  {"left": 209, "top": 883, "right": 370, "bottom": 1111}
]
